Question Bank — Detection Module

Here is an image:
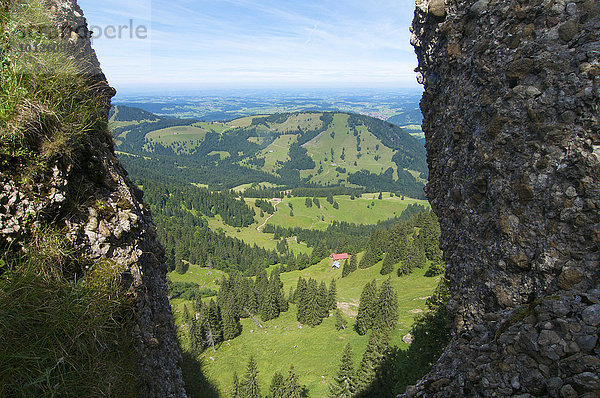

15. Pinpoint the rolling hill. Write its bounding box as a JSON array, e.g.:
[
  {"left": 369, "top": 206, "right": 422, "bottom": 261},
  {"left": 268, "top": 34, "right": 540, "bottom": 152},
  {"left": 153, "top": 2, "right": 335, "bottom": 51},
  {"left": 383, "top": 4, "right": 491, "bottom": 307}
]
[{"left": 110, "top": 106, "right": 427, "bottom": 198}]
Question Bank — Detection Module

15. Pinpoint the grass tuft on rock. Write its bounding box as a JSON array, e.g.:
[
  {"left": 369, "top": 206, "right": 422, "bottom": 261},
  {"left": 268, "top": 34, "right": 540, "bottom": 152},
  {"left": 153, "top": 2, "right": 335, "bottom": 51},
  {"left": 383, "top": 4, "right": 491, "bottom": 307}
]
[{"left": 0, "top": 231, "right": 137, "bottom": 397}]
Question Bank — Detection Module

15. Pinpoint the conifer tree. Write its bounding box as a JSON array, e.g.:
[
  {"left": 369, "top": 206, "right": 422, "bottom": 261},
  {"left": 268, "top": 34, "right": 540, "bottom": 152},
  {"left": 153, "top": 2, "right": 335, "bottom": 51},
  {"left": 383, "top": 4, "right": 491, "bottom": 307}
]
[
  {"left": 262, "top": 270, "right": 282, "bottom": 321},
  {"left": 348, "top": 254, "right": 357, "bottom": 273},
  {"left": 425, "top": 259, "right": 446, "bottom": 277},
  {"left": 328, "top": 279, "right": 338, "bottom": 311},
  {"left": 359, "top": 231, "right": 384, "bottom": 269},
  {"left": 398, "top": 242, "right": 426, "bottom": 276},
  {"left": 374, "top": 279, "right": 399, "bottom": 333},
  {"left": 278, "top": 286, "right": 289, "bottom": 313},
  {"left": 242, "top": 356, "right": 261, "bottom": 398},
  {"left": 355, "top": 331, "right": 390, "bottom": 393},
  {"left": 355, "top": 281, "right": 378, "bottom": 335},
  {"left": 247, "top": 290, "right": 259, "bottom": 315},
  {"left": 341, "top": 259, "right": 351, "bottom": 278},
  {"left": 329, "top": 344, "right": 356, "bottom": 397},
  {"left": 189, "top": 317, "right": 202, "bottom": 355},
  {"left": 335, "top": 309, "right": 347, "bottom": 331},
  {"left": 231, "top": 372, "right": 241, "bottom": 398},
  {"left": 283, "top": 365, "right": 304, "bottom": 398},
  {"left": 288, "top": 286, "right": 295, "bottom": 304},
  {"left": 311, "top": 240, "right": 329, "bottom": 265},
  {"left": 380, "top": 254, "right": 394, "bottom": 275},
  {"left": 295, "top": 277, "right": 308, "bottom": 323},
  {"left": 222, "top": 297, "right": 242, "bottom": 340},
  {"left": 304, "top": 278, "right": 323, "bottom": 326},
  {"left": 256, "top": 269, "right": 269, "bottom": 305},
  {"left": 318, "top": 281, "right": 330, "bottom": 318},
  {"left": 269, "top": 372, "right": 285, "bottom": 398}
]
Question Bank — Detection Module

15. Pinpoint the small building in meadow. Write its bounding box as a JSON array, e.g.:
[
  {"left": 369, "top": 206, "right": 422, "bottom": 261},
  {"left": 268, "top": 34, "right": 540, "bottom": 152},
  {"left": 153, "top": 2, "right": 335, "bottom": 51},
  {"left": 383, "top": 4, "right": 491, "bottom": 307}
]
[
  {"left": 330, "top": 253, "right": 349, "bottom": 261},
  {"left": 330, "top": 253, "right": 349, "bottom": 269}
]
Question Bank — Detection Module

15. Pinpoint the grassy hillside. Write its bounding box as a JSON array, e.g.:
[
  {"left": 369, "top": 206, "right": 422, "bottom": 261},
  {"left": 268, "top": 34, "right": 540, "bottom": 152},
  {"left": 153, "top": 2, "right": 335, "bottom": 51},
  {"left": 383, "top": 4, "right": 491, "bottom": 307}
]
[
  {"left": 171, "top": 258, "right": 440, "bottom": 397},
  {"left": 111, "top": 107, "right": 427, "bottom": 197},
  {"left": 266, "top": 193, "right": 427, "bottom": 230}
]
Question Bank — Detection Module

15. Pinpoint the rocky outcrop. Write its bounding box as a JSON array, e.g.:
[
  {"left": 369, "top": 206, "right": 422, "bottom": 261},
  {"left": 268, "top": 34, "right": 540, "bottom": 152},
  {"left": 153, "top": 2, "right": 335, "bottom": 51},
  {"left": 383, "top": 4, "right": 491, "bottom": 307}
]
[
  {"left": 406, "top": 0, "right": 599, "bottom": 396},
  {"left": 0, "top": 1, "right": 186, "bottom": 396}
]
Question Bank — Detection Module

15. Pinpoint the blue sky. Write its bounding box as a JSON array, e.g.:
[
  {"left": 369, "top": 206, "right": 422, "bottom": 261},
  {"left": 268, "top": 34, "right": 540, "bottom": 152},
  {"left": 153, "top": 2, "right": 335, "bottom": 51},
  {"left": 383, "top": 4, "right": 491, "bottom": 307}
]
[{"left": 78, "top": 0, "right": 419, "bottom": 92}]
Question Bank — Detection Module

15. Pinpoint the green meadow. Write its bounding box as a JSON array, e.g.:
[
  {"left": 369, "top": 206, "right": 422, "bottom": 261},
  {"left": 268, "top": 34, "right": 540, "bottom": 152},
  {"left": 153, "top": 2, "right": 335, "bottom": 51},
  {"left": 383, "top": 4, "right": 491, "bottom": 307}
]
[{"left": 171, "top": 259, "right": 440, "bottom": 397}]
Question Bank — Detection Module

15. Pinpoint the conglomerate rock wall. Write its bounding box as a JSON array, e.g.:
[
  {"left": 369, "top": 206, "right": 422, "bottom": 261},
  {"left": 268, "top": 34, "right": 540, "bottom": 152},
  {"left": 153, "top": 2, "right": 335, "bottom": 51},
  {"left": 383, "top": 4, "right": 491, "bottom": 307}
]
[
  {"left": 0, "top": 1, "right": 187, "bottom": 396},
  {"left": 405, "top": 0, "right": 600, "bottom": 396}
]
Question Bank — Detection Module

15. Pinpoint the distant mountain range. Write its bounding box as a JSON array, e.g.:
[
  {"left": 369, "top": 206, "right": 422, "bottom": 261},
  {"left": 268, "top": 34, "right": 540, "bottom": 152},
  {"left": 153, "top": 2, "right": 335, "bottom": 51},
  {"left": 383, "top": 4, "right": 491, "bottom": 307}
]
[{"left": 110, "top": 106, "right": 427, "bottom": 198}]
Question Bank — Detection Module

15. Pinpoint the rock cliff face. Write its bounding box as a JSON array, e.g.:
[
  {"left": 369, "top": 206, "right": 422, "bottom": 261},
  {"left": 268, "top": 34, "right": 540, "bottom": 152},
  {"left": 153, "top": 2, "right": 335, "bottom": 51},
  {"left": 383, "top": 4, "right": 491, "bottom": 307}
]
[
  {"left": 0, "top": 1, "right": 186, "bottom": 396},
  {"left": 407, "top": 0, "right": 600, "bottom": 396}
]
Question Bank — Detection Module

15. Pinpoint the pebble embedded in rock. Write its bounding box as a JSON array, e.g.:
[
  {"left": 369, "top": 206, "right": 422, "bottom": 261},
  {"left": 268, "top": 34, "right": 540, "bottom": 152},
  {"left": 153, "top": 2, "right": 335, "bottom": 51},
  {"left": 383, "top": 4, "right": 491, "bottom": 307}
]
[
  {"left": 581, "top": 304, "right": 600, "bottom": 326},
  {"left": 428, "top": 0, "right": 446, "bottom": 17}
]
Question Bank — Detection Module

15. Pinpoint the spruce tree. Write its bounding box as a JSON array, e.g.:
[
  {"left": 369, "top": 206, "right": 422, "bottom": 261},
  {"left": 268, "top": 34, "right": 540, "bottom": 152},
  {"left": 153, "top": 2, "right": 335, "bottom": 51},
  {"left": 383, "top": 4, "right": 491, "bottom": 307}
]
[
  {"left": 329, "top": 344, "right": 356, "bottom": 397},
  {"left": 269, "top": 372, "right": 285, "bottom": 398},
  {"left": 247, "top": 290, "right": 259, "bottom": 315},
  {"left": 311, "top": 240, "right": 328, "bottom": 265},
  {"left": 335, "top": 309, "right": 347, "bottom": 331},
  {"left": 283, "top": 365, "right": 304, "bottom": 398},
  {"left": 374, "top": 279, "right": 399, "bottom": 333},
  {"left": 189, "top": 317, "right": 202, "bottom": 355},
  {"left": 359, "top": 231, "right": 384, "bottom": 269},
  {"left": 278, "top": 286, "right": 289, "bottom": 313},
  {"left": 231, "top": 372, "right": 241, "bottom": 398},
  {"left": 380, "top": 254, "right": 394, "bottom": 275},
  {"left": 288, "top": 286, "right": 295, "bottom": 304},
  {"left": 242, "top": 356, "right": 261, "bottom": 398},
  {"left": 328, "top": 279, "right": 338, "bottom": 311},
  {"left": 295, "top": 277, "right": 308, "bottom": 323},
  {"left": 341, "top": 259, "right": 351, "bottom": 278},
  {"left": 223, "top": 297, "right": 241, "bottom": 340},
  {"left": 355, "top": 281, "right": 378, "bottom": 335},
  {"left": 355, "top": 331, "right": 389, "bottom": 394},
  {"left": 318, "top": 281, "right": 330, "bottom": 318},
  {"left": 348, "top": 254, "right": 357, "bottom": 273},
  {"left": 399, "top": 242, "right": 427, "bottom": 276},
  {"left": 256, "top": 269, "right": 269, "bottom": 308},
  {"left": 425, "top": 259, "right": 446, "bottom": 277},
  {"left": 304, "top": 278, "right": 323, "bottom": 326}
]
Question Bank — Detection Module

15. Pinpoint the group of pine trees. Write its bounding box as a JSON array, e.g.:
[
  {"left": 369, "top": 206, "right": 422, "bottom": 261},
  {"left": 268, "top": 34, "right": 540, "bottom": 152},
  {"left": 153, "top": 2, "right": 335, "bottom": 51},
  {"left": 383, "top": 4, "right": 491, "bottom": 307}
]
[
  {"left": 185, "top": 297, "right": 229, "bottom": 354},
  {"left": 328, "top": 279, "right": 399, "bottom": 397},
  {"left": 184, "top": 268, "right": 290, "bottom": 354},
  {"left": 292, "top": 277, "right": 337, "bottom": 326},
  {"left": 354, "top": 279, "right": 399, "bottom": 336},
  {"left": 329, "top": 329, "right": 397, "bottom": 397},
  {"left": 356, "top": 210, "right": 445, "bottom": 278},
  {"left": 231, "top": 357, "right": 306, "bottom": 398}
]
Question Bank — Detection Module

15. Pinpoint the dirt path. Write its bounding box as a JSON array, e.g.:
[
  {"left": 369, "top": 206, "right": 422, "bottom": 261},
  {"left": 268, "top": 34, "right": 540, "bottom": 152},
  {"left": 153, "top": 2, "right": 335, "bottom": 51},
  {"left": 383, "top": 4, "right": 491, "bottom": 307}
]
[{"left": 257, "top": 201, "right": 279, "bottom": 232}]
